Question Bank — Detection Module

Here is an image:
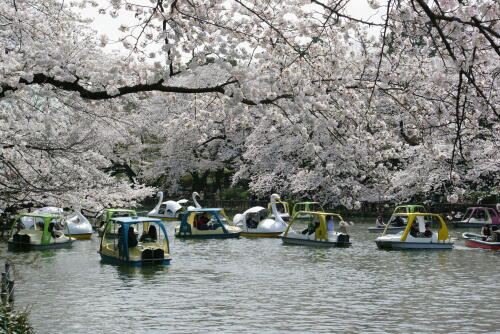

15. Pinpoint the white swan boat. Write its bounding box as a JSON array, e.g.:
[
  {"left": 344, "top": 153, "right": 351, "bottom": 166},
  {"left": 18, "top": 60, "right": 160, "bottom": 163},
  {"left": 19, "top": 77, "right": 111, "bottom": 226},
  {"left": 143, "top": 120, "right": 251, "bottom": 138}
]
[
  {"left": 281, "top": 212, "right": 351, "bottom": 247},
  {"left": 267, "top": 199, "right": 290, "bottom": 222},
  {"left": 233, "top": 194, "right": 288, "bottom": 237},
  {"left": 64, "top": 211, "right": 93, "bottom": 239},
  {"left": 147, "top": 191, "right": 188, "bottom": 221},
  {"left": 375, "top": 213, "right": 453, "bottom": 250},
  {"left": 20, "top": 207, "right": 93, "bottom": 239}
]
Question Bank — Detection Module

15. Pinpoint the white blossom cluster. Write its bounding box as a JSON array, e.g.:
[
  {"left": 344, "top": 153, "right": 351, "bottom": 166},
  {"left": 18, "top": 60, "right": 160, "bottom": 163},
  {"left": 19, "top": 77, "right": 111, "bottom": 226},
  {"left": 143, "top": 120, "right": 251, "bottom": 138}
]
[{"left": 0, "top": 0, "right": 498, "bottom": 211}]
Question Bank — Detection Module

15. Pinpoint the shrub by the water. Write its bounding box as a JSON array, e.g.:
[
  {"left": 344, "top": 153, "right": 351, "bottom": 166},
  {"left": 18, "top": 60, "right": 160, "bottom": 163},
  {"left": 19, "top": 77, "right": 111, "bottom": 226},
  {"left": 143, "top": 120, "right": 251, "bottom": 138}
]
[{"left": 0, "top": 305, "right": 35, "bottom": 334}]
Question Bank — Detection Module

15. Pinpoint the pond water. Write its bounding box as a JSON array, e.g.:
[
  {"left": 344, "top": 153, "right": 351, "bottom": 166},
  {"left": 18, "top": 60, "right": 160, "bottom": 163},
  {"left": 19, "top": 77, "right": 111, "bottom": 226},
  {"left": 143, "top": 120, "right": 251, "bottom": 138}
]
[{"left": 2, "top": 217, "right": 499, "bottom": 334}]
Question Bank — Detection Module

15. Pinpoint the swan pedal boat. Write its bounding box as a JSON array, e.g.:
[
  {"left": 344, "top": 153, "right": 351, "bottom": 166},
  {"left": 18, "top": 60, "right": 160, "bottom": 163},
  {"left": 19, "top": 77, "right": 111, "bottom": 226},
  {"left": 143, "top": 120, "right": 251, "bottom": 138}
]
[
  {"left": 375, "top": 213, "right": 453, "bottom": 250},
  {"left": 8, "top": 213, "right": 74, "bottom": 250},
  {"left": 462, "top": 232, "right": 500, "bottom": 250},
  {"left": 147, "top": 191, "right": 187, "bottom": 221},
  {"left": 175, "top": 208, "right": 241, "bottom": 239},
  {"left": 98, "top": 216, "right": 171, "bottom": 266},
  {"left": 267, "top": 199, "right": 290, "bottom": 222},
  {"left": 451, "top": 207, "right": 500, "bottom": 228},
  {"left": 281, "top": 211, "right": 351, "bottom": 247},
  {"left": 234, "top": 194, "right": 288, "bottom": 237}
]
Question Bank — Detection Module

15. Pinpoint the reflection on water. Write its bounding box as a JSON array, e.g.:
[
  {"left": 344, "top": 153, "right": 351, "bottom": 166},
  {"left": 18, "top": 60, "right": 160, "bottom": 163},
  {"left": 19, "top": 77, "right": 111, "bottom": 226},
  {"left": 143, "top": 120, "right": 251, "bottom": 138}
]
[
  {"left": 2, "top": 217, "right": 500, "bottom": 333},
  {"left": 113, "top": 263, "right": 169, "bottom": 282}
]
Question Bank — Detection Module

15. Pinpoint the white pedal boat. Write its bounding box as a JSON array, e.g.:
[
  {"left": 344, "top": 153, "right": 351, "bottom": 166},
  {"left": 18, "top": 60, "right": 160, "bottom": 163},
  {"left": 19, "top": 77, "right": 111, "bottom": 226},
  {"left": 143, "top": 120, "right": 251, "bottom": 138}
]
[
  {"left": 233, "top": 194, "right": 288, "bottom": 237},
  {"left": 147, "top": 191, "right": 188, "bottom": 221},
  {"left": 281, "top": 211, "right": 351, "bottom": 247},
  {"left": 375, "top": 213, "right": 453, "bottom": 250}
]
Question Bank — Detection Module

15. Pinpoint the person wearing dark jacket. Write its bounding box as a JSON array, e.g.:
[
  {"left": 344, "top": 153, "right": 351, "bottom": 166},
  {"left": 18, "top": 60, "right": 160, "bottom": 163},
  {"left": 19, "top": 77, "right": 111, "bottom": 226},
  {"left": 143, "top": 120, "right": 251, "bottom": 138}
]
[
  {"left": 128, "top": 226, "right": 138, "bottom": 247},
  {"left": 409, "top": 221, "right": 419, "bottom": 238}
]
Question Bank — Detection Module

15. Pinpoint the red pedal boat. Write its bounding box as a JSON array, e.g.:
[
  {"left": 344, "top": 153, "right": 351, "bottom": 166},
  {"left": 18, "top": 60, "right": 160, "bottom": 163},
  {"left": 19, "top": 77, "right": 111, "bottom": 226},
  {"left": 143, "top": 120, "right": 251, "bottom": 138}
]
[{"left": 462, "top": 232, "right": 500, "bottom": 250}]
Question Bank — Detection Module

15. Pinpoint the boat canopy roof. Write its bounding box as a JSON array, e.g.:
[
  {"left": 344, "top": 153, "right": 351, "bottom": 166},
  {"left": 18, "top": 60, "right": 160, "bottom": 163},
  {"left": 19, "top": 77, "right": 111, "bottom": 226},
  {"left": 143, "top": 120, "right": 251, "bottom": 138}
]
[
  {"left": 394, "top": 205, "right": 426, "bottom": 212},
  {"left": 290, "top": 211, "right": 344, "bottom": 223},
  {"left": 185, "top": 208, "right": 224, "bottom": 214},
  {"left": 110, "top": 216, "right": 163, "bottom": 225},
  {"left": 294, "top": 211, "right": 342, "bottom": 217},
  {"left": 243, "top": 206, "right": 267, "bottom": 215},
  {"left": 295, "top": 202, "right": 321, "bottom": 205},
  {"left": 17, "top": 212, "right": 63, "bottom": 220}
]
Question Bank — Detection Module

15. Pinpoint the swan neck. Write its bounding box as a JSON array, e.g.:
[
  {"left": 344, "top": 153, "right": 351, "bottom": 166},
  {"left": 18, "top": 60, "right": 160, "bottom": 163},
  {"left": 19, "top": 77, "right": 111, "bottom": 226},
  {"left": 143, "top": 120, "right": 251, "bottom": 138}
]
[
  {"left": 271, "top": 196, "right": 286, "bottom": 225},
  {"left": 193, "top": 192, "right": 201, "bottom": 208},
  {"left": 153, "top": 191, "right": 163, "bottom": 212}
]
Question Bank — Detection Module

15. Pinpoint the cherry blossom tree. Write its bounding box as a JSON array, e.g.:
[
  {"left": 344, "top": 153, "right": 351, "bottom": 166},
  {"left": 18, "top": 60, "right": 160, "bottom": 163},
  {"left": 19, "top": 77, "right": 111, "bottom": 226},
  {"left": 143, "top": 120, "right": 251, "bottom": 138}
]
[{"left": 0, "top": 0, "right": 498, "bottom": 210}]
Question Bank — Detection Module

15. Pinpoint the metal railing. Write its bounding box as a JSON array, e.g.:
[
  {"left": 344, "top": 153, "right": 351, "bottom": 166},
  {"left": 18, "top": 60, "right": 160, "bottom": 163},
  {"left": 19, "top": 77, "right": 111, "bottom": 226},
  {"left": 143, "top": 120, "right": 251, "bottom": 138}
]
[{"left": 1, "top": 262, "right": 14, "bottom": 307}]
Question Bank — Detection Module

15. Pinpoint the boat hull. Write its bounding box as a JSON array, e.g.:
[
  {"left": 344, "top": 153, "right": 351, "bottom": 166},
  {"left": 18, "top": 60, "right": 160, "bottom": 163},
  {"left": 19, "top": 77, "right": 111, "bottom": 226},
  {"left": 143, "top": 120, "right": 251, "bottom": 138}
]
[
  {"left": 99, "top": 252, "right": 171, "bottom": 266},
  {"left": 240, "top": 232, "right": 282, "bottom": 238},
  {"left": 375, "top": 240, "right": 453, "bottom": 250},
  {"left": 281, "top": 236, "right": 351, "bottom": 247},
  {"left": 464, "top": 239, "right": 500, "bottom": 250},
  {"left": 65, "top": 233, "right": 92, "bottom": 240},
  {"left": 8, "top": 240, "right": 74, "bottom": 250},
  {"left": 175, "top": 232, "right": 240, "bottom": 239},
  {"left": 462, "top": 233, "right": 500, "bottom": 250}
]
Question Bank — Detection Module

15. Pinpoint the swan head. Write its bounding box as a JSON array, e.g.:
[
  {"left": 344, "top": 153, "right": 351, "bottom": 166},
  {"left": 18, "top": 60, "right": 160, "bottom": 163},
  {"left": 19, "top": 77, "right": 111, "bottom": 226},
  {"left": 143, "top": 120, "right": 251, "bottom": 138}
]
[
  {"left": 193, "top": 192, "right": 199, "bottom": 197},
  {"left": 270, "top": 193, "right": 281, "bottom": 202}
]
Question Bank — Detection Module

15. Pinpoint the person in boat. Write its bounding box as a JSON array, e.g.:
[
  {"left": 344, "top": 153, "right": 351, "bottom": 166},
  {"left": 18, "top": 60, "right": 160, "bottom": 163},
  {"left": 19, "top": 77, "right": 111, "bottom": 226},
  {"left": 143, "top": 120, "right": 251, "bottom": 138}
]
[
  {"left": 375, "top": 216, "right": 385, "bottom": 228},
  {"left": 476, "top": 210, "right": 486, "bottom": 220},
  {"left": 481, "top": 224, "right": 491, "bottom": 241},
  {"left": 140, "top": 225, "right": 157, "bottom": 243},
  {"left": 489, "top": 226, "right": 499, "bottom": 242},
  {"left": 198, "top": 214, "right": 209, "bottom": 230},
  {"left": 128, "top": 226, "right": 138, "bottom": 247},
  {"left": 193, "top": 215, "right": 202, "bottom": 229},
  {"left": 390, "top": 215, "right": 404, "bottom": 227},
  {"left": 247, "top": 215, "right": 259, "bottom": 229},
  {"left": 305, "top": 220, "right": 320, "bottom": 235},
  {"left": 409, "top": 221, "right": 419, "bottom": 238},
  {"left": 422, "top": 223, "right": 432, "bottom": 238},
  {"left": 48, "top": 221, "right": 57, "bottom": 239},
  {"left": 326, "top": 215, "right": 335, "bottom": 233}
]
